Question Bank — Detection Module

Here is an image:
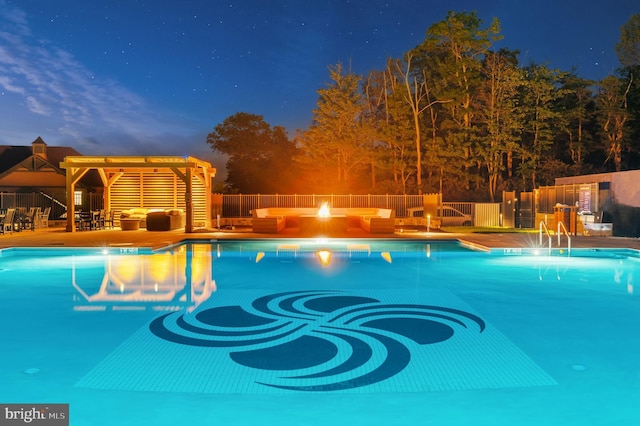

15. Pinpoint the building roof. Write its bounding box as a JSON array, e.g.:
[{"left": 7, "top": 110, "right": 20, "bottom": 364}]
[
  {"left": 0, "top": 136, "right": 82, "bottom": 174},
  {"left": 0, "top": 136, "right": 101, "bottom": 189}
]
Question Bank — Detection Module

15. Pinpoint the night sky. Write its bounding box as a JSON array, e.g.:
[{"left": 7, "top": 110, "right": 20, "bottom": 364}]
[{"left": 0, "top": 0, "right": 637, "bottom": 169}]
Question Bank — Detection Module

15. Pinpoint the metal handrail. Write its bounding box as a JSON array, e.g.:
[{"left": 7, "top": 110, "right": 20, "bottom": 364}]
[
  {"left": 539, "top": 221, "right": 552, "bottom": 255},
  {"left": 557, "top": 221, "right": 572, "bottom": 255}
]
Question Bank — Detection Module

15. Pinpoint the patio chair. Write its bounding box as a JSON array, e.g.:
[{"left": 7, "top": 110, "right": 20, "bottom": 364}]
[
  {"left": 23, "top": 207, "right": 41, "bottom": 231},
  {"left": 39, "top": 207, "right": 51, "bottom": 228},
  {"left": 89, "top": 210, "right": 105, "bottom": 230},
  {"left": 98, "top": 209, "right": 106, "bottom": 229},
  {"left": 0, "top": 208, "right": 16, "bottom": 235},
  {"left": 76, "top": 211, "right": 92, "bottom": 231},
  {"left": 104, "top": 210, "right": 120, "bottom": 229},
  {"left": 14, "top": 207, "right": 27, "bottom": 231}
]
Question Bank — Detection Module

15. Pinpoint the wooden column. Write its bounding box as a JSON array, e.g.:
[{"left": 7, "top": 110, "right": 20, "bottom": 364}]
[
  {"left": 65, "top": 167, "right": 75, "bottom": 232},
  {"left": 185, "top": 167, "right": 193, "bottom": 233}
]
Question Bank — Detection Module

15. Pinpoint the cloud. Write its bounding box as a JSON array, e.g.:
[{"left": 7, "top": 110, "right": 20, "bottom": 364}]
[{"left": 0, "top": 2, "right": 213, "bottom": 160}]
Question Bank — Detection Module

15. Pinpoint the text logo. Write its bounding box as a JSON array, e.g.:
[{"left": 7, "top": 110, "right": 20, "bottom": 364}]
[{"left": 1, "top": 404, "right": 68, "bottom": 425}]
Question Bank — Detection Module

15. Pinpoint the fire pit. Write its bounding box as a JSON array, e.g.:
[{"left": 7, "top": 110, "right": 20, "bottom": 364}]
[{"left": 299, "top": 203, "right": 348, "bottom": 234}]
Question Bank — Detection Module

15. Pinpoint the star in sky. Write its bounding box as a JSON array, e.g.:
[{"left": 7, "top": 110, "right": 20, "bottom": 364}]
[{"left": 0, "top": 0, "right": 636, "bottom": 171}]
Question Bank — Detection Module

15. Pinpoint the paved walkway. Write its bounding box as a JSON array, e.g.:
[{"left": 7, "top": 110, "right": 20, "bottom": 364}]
[{"left": 1, "top": 226, "right": 639, "bottom": 251}]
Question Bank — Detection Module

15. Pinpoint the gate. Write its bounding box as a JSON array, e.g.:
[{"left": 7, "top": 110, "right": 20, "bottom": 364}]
[
  {"left": 502, "top": 191, "right": 516, "bottom": 228},
  {"left": 518, "top": 192, "right": 534, "bottom": 228}
]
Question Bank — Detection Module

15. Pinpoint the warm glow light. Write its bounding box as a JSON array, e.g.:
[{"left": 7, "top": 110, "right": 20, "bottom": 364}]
[
  {"left": 317, "top": 202, "right": 331, "bottom": 218},
  {"left": 381, "top": 252, "right": 392, "bottom": 263},
  {"left": 256, "top": 252, "right": 265, "bottom": 263},
  {"left": 317, "top": 250, "right": 331, "bottom": 267}
]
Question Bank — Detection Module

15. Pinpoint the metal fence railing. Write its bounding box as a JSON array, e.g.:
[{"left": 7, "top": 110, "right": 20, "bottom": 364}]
[
  {"left": 0, "top": 192, "right": 104, "bottom": 221},
  {"left": 220, "top": 194, "right": 430, "bottom": 218},
  {"left": 2, "top": 191, "right": 504, "bottom": 227}
]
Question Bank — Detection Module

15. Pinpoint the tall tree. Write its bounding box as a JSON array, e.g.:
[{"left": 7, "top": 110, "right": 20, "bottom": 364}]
[
  {"left": 519, "top": 64, "right": 565, "bottom": 190},
  {"left": 391, "top": 55, "right": 449, "bottom": 194},
  {"left": 615, "top": 14, "right": 640, "bottom": 168},
  {"left": 415, "top": 11, "right": 502, "bottom": 195},
  {"left": 557, "top": 73, "right": 595, "bottom": 169},
  {"left": 206, "top": 112, "right": 299, "bottom": 193},
  {"left": 595, "top": 75, "right": 633, "bottom": 172},
  {"left": 297, "top": 64, "right": 371, "bottom": 193},
  {"left": 475, "top": 48, "right": 524, "bottom": 201},
  {"left": 364, "top": 66, "right": 416, "bottom": 194},
  {"left": 615, "top": 14, "right": 640, "bottom": 68}
]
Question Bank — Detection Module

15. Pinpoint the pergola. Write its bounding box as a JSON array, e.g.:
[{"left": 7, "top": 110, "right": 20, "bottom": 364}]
[{"left": 60, "top": 156, "right": 216, "bottom": 233}]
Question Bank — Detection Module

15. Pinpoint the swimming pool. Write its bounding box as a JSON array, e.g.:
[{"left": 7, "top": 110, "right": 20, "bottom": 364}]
[{"left": 1, "top": 239, "right": 639, "bottom": 425}]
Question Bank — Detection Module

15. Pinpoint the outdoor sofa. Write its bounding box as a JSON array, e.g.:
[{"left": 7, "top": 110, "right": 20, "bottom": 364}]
[
  {"left": 120, "top": 208, "right": 184, "bottom": 229},
  {"left": 251, "top": 207, "right": 395, "bottom": 234},
  {"left": 146, "top": 209, "right": 186, "bottom": 231}
]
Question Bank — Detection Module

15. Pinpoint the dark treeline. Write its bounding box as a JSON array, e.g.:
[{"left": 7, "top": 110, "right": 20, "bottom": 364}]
[{"left": 208, "top": 11, "right": 640, "bottom": 201}]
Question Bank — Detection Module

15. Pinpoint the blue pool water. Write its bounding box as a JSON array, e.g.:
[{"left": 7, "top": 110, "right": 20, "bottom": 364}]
[{"left": 1, "top": 239, "right": 639, "bottom": 425}]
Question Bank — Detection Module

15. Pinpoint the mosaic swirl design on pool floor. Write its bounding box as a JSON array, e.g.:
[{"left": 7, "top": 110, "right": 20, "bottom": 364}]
[{"left": 149, "top": 290, "right": 486, "bottom": 391}]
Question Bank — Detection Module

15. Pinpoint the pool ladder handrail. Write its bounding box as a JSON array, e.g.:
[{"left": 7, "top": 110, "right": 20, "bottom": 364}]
[
  {"left": 557, "top": 221, "right": 571, "bottom": 256},
  {"left": 539, "top": 220, "right": 571, "bottom": 256},
  {"left": 539, "top": 221, "right": 552, "bottom": 254}
]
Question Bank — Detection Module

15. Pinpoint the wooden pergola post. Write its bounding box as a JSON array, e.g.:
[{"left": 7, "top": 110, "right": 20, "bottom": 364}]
[{"left": 185, "top": 166, "right": 193, "bottom": 233}]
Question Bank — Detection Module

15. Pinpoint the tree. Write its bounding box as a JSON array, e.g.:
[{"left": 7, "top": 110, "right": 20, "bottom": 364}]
[
  {"left": 475, "top": 48, "right": 524, "bottom": 201},
  {"left": 363, "top": 66, "right": 416, "bottom": 194},
  {"left": 616, "top": 14, "right": 640, "bottom": 68},
  {"left": 519, "top": 64, "right": 565, "bottom": 190},
  {"left": 415, "top": 11, "right": 502, "bottom": 195},
  {"left": 206, "top": 112, "right": 299, "bottom": 193},
  {"left": 296, "top": 63, "right": 372, "bottom": 193},
  {"left": 556, "top": 73, "right": 595, "bottom": 169},
  {"left": 595, "top": 75, "right": 633, "bottom": 172},
  {"left": 616, "top": 14, "right": 640, "bottom": 169},
  {"left": 392, "top": 54, "right": 449, "bottom": 194}
]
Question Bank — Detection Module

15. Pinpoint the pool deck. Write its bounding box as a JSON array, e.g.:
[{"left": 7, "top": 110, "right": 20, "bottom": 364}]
[{"left": 1, "top": 225, "right": 639, "bottom": 251}]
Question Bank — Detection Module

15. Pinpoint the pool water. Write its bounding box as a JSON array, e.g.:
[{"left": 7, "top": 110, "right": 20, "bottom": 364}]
[{"left": 1, "top": 239, "right": 639, "bottom": 425}]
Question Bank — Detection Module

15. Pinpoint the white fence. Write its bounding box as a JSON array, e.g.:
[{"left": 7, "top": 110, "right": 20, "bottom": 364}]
[
  {"left": 220, "top": 194, "right": 429, "bottom": 218},
  {"left": 219, "top": 194, "right": 502, "bottom": 227}
]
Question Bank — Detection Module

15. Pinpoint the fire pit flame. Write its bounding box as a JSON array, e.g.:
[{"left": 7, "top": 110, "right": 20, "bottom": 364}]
[{"left": 317, "top": 202, "right": 331, "bottom": 218}]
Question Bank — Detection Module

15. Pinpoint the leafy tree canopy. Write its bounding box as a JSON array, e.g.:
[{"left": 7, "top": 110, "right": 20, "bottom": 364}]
[{"left": 207, "top": 112, "right": 300, "bottom": 193}]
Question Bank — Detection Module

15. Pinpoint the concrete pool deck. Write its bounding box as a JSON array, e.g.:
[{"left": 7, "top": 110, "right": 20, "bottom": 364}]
[{"left": 1, "top": 225, "right": 639, "bottom": 251}]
